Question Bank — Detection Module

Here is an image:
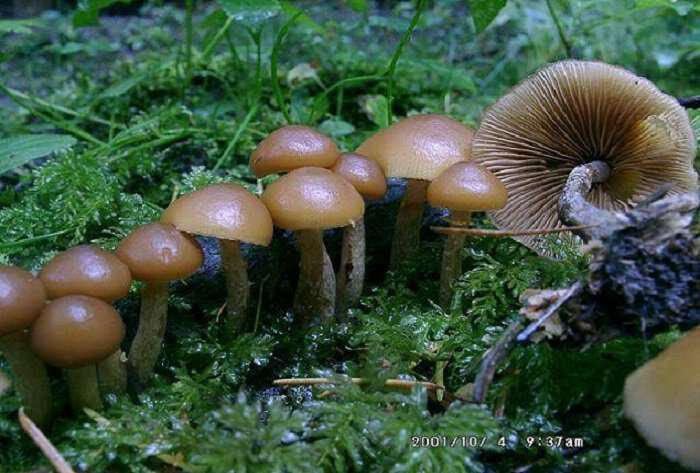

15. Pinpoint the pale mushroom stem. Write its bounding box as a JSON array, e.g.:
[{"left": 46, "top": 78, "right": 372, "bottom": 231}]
[
  {"left": 0, "top": 332, "right": 52, "bottom": 427},
  {"left": 128, "top": 281, "right": 168, "bottom": 386},
  {"left": 97, "top": 349, "right": 127, "bottom": 395},
  {"left": 439, "top": 211, "right": 471, "bottom": 309},
  {"left": 65, "top": 365, "right": 103, "bottom": 412},
  {"left": 336, "top": 218, "right": 365, "bottom": 316},
  {"left": 390, "top": 178, "right": 428, "bottom": 270},
  {"left": 219, "top": 239, "right": 249, "bottom": 332},
  {"left": 294, "top": 229, "right": 335, "bottom": 322}
]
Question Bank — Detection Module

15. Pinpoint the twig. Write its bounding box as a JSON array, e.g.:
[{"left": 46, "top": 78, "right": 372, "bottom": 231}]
[
  {"left": 273, "top": 377, "right": 444, "bottom": 391},
  {"left": 678, "top": 95, "right": 700, "bottom": 109},
  {"left": 472, "top": 320, "right": 523, "bottom": 403},
  {"left": 516, "top": 281, "right": 583, "bottom": 342},
  {"left": 18, "top": 408, "right": 76, "bottom": 473},
  {"left": 430, "top": 224, "right": 594, "bottom": 237}
]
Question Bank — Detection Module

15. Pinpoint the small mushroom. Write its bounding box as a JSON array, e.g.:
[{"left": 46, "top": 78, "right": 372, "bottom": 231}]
[
  {"left": 161, "top": 183, "right": 273, "bottom": 332},
  {"left": 30, "top": 295, "right": 125, "bottom": 412},
  {"left": 116, "top": 223, "right": 203, "bottom": 385},
  {"left": 624, "top": 326, "right": 700, "bottom": 470},
  {"left": 427, "top": 162, "right": 507, "bottom": 308},
  {"left": 472, "top": 60, "right": 697, "bottom": 256},
  {"left": 250, "top": 125, "right": 340, "bottom": 177},
  {"left": 261, "top": 167, "right": 364, "bottom": 321},
  {"left": 357, "top": 114, "right": 473, "bottom": 269},
  {"left": 330, "top": 152, "right": 387, "bottom": 313},
  {"left": 0, "top": 266, "right": 51, "bottom": 426},
  {"left": 39, "top": 245, "right": 132, "bottom": 394}
]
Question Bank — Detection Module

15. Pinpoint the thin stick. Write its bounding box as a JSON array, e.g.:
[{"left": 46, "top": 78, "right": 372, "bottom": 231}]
[
  {"left": 516, "top": 281, "right": 583, "bottom": 342},
  {"left": 273, "top": 377, "right": 444, "bottom": 391},
  {"left": 430, "top": 224, "right": 594, "bottom": 237},
  {"left": 472, "top": 320, "right": 523, "bottom": 404},
  {"left": 18, "top": 408, "right": 76, "bottom": 473}
]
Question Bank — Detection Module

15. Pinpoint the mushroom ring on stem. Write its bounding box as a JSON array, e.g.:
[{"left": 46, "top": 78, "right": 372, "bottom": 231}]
[
  {"left": 331, "top": 152, "right": 387, "bottom": 314},
  {"left": 262, "top": 167, "right": 364, "bottom": 322},
  {"left": 357, "top": 114, "right": 474, "bottom": 269},
  {"left": 0, "top": 266, "right": 51, "bottom": 427},
  {"left": 472, "top": 60, "right": 697, "bottom": 256},
  {"left": 39, "top": 245, "right": 132, "bottom": 395},
  {"left": 161, "top": 183, "right": 272, "bottom": 333},
  {"left": 30, "top": 295, "right": 125, "bottom": 413},
  {"left": 116, "top": 223, "right": 203, "bottom": 386},
  {"left": 427, "top": 162, "right": 507, "bottom": 308}
]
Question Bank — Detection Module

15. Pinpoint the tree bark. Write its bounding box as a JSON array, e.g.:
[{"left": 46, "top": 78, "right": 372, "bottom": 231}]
[
  {"left": 390, "top": 179, "right": 428, "bottom": 270},
  {"left": 294, "top": 229, "right": 335, "bottom": 322}
]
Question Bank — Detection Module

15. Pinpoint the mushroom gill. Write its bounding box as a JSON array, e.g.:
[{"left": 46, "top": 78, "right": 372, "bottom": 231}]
[{"left": 472, "top": 60, "right": 697, "bottom": 256}]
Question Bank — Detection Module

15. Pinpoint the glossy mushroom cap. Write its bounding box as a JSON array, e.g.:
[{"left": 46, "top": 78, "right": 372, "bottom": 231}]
[
  {"left": 161, "top": 183, "right": 273, "bottom": 247},
  {"left": 31, "top": 295, "right": 125, "bottom": 368},
  {"left": 0, "top": 266, "right": 46, "bottom": 336},
  {"left": 39, "top": 245, "right": 132, "bottom": 302},
  {"left": 116, "top": 223, "right": 203, "bottom": 282},
  {"left": 331, "top": 152, "right": 387, "bottom": 200},
  {"left": 356, "top": 114, "right": 473, "bottom": 181},
  {"left": 624, "top": 326, "right": 700, "bottom": 470},
  {"left": 250, "top": 125, "right": 340, "bottom": 178},
  {"left": 473, "top": 60, "right": 698, "bottom": 255},
  {"left": 261, "top": 167, "right": 365, "bottom": 231},
  {"left": 427, "top": 162, "right": 508, "bottom": 212}
]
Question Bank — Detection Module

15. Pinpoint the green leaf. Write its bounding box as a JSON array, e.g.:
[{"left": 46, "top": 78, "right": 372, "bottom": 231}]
[
  {"left": 467, "top": 0, "right": 507, "bottom": 33},
  {"left": 346, "top": 0, "right": 369, "bottom": 13},
  {"left": 99, "top": 73, "right": 147, "bottom": 99},
  {"left": 0, "top": 135, "right": 77, "bottom": 175},
  {"left": 216, "top": 0, "right": 281, "bottom": 24},
  {"left": 280, "top": 2, "right": 324, "bottom": 33},
  {"left": 359, "top": 95, "right": 389, "bottom": 128},
  {"left": 0, "top": 18, "right": 43, "bottom": 35},
  {"left": 635, "top": 0, "right": 695, "bottom": 15},
  {"left": 73, "top": 0, "right": 133, "bottom": 28},
  {"left": 318, "top": 119, "right": 355, "bottom": 138}
]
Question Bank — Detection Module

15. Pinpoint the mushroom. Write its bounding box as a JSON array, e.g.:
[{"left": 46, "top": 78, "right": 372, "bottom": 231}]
[
  {"left": 0, "top": 266, "right": 51, "bottom": 426},
  {"left": 115, "top": 223, "right": 203, "bottom": 385},
  {"left": 427, "top": 162, "right": 507, "bottom": 308},
  {"left": 624, "top": 326, "right": 700, "bottom": 470},
  {"left": 356, "top": 114, "right": 474, "bottom": 269},
  {"left": 30, "top": 295, "right": 125, "bottom": 412},
  {"left": 160, "top": 183, "right": 273, "bottom": 332},
  {"left": 250, "top": 125, "right": 340, "bottom": 177},
  {"left": 330, "top": 152, "right": 387, "bottom": 313},
  {"left": 261, "top": 167, "right": 364, "bottom": 321},
  {"left": 39, "top": 244, "right": 132, "bottom": 395},
  {"left": 472, "top": 60, "right": 697, "bottom": 256}
]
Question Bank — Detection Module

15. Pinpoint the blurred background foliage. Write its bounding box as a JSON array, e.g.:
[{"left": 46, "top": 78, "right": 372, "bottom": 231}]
[{"left": 0, "top": 0, "right": 698, "bottom": 471}]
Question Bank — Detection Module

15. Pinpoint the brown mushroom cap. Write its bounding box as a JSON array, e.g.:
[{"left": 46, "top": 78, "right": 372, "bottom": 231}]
[
  {"left": 624, "top": 326, "right": 700, "bottom": 470},
  {"left": 261, "top": 167, "right": 364, "bottom": 231},
  {"left": 30, "top": 295, "right": 125, "bottom": 368},
  {"left": 427, "top": 162, "right": 508, "bottom": 212},
  {"left": 472, "top": 60, "right": 698, "bottom": 255},
  {"left": 356, "top": 114, "right": 474, "bottom": 181},
  {"left": 39, "top": 245, "right": 132, "bottom": 302},
  {"left": 0, "top": 266, "right": 46, "bottom": 336},
  {"left": 115, "top": 223, "right": 203, "bottom": 282},
  {"left": 250, "top": 125, "right": 340, "bottom": 178},
  {"left": 331, "top": 152, "right": 387, "bottom": 200},
  {"left": 161, "top": 183, "right": 273, "bottom": 247}
]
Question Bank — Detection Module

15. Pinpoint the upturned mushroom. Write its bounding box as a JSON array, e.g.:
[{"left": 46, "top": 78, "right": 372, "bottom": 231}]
[
  {"left": 624, "top": 326, "right": 700, "bottom": 470},
  {"left": 427, "top": 162, "right": 507, "bottom": 308},
  {"left": 472, "top": 60, "right": 697, "bottom": 256},
  {"left": 261, "top": 167, "right": 364, "bottom": 321},
  {"left": 116, "top": 223, "right": 203, "bottom": 385},
  {"left": 250, "top": 125, "right": 340, "bottom": 177},
  {"left": 331, "top": 152, "right": 387, "bottom": 313},
  {"left": 30, "top": 295, "right": 125, "bottom": 412},
  {"left": 0, "top": 266, "right": 51, "bottom": 426},
  {"left": 39, "top": 245, "right": 132, "bottom": 394},
  {"left": 357, "top": 114, "right": 474, "bottom": 269},
  {"left": 161, "top": 183, "right": 273, "bottom": 332}
]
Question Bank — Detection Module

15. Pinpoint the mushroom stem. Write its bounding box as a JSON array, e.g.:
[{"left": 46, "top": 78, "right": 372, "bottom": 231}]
[
  {"left": 559, "top": 161, "right": 619, "bottom": 241},
  {"left": 294, "top": 229, "right": 335, "bottom": 322},
  {"left": 439, "top": 211, "right": 471, "bottom": 309},
  {"left": 336, "top": 218, "right": 365, "bottom": 316},
  {"left": 390, "top": 178, "right": 428, "bottom": 270},
  {"left": 0, "top": 332, "right": 52, "bottom": 427},
  {"left": 65, "top": 365, "right": 103, "bottom": 412},
  {"left": 97, "top": 349, "right": 127, "bottom": 395},
  {"left": 219, "top": 239, "right": 249, "bottom": 332},
  {"left": 128, "top": 281, "right": 168, "bottom": 386}
]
